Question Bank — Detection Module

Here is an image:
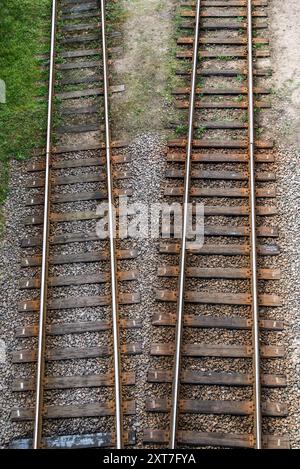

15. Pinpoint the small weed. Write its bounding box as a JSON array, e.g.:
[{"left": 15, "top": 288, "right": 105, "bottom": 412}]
[
  {"left": 175, "top": 124, "right": 188, "bottom": 136},
  {"left": 55, "top": 56, "right": 65, "bottom": 64},
  {"left": 217, "top": 55, "right": 233, "bottom": 61},
  {"left": 253, "top": 43, "right": 265, "bottom": 50},
  {"left": 242, "top": 113, "right": 248, "bottom": 123},
  {"left": 195, "top": 126, "right": 206, "bottom": 138}
]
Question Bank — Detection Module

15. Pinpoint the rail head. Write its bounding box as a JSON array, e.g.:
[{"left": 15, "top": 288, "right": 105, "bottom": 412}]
[
  {"left": 247, "top": 0, "right": 262, "bottom": 449},
  {"left": 169, "top": 0, "right": 202, "bottom": 450},
  {"left": 33, "top": 0, "right": 124, "bottom": 449},
  {"left": 100, "top": 0, "right": 124, "bottom": 449},
  {"left": 33, "top": 0, "right": 57, "bottom": 449}
]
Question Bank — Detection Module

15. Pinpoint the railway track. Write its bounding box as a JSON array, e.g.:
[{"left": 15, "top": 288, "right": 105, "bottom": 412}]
[
  {"left": 144, "top": 0, "right": 289, "bottom": 449},
  {"left": 10, "top": 0, "right": 140, "bottom": 449}
]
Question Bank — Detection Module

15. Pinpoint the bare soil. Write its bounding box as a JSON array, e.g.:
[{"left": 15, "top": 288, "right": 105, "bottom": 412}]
[
  {"left": 112, "top": 0, "right": 178, "bottom": 137},
  {"left": 270, "top": 0, "right": 300, "bottom": 147}
]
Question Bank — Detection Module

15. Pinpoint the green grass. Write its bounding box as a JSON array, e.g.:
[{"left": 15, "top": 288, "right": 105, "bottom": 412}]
[
  {"left": 217, "top": 55, "right": 234, "bottom": 62},
  {"left": 175, "top": 124, "right": 188, "bottom": 136},
  {"left": 0, "top": 0, "right": 51, "bottom": 228},
  {"left": 253, "top": 42, "right": 265, "bottom": 50},
  {"left": 106, "top": 1, "right": 128, "bottom": 31}
]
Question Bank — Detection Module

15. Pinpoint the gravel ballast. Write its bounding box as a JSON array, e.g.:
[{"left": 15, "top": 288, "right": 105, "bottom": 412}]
[{"left": 0, "top": 0, "right": 300, "bottom": 450}]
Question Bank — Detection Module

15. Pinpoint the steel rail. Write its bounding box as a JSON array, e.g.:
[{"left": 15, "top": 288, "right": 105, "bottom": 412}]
[
  {"left": 100, "top": 0, "right": 124, "bottom": 449},
  {"left": 247, "top": 0, "right": 262, "bottom": 449},
  {"left": 169, "top": 0, "right": 202, "bottom": 449},
  {"left": 33, "top": 0, "right": 57, "bottom": 449}
]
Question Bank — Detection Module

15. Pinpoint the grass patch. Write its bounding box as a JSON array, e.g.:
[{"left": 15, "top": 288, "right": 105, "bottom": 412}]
[
  {"left": 165, "top": 5, "right": 190, "bottom": 138},
  {"left": 0, "top": 0, "right": 51, "bottom": 229},
  {"left": 106, "top": 1, "right": 128, "bottom": 30},
  {"left": 111, "top": 0, "right": 182, "bottom": 137}
]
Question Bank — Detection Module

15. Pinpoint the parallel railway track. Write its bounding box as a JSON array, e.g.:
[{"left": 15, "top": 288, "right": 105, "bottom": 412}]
[
  {"left": 144, "top": 0, "right": 289, "bottom": 449},
  {"left": 10, "top": 0, "right": 140, "bottom": 449},
  {"left": 8, "top": 0, "right": 290, "bottom": 450}
]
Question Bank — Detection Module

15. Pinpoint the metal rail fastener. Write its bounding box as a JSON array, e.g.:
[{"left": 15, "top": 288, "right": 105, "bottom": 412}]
[{"left": 169, "top": 0, "right": 202, "bottom": 450}]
